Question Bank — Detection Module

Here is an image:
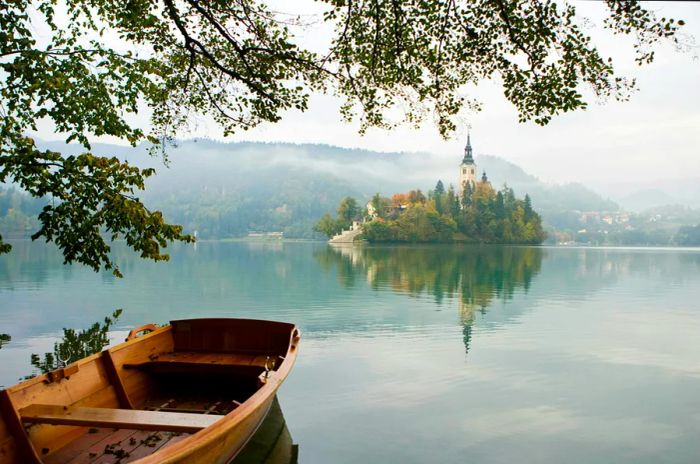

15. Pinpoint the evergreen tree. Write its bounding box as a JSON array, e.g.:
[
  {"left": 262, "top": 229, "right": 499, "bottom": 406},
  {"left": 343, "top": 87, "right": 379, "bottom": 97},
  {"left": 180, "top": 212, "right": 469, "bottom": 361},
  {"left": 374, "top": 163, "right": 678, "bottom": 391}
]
[
  {"left": 524, "top": 194, "right": 534, "bottom": 222},
  {"left": 495, "top": 191, "right": 506, "bottom": 220},
  {"left": 504, "top": 187, "right": 516, "bottom": 210},
  {"left": 435, "top": 180, "right": 446, "bottom": 196},
  {"left": 337, "top": 197, "right": 360, "bottom": 224},
  {"left": 434, "top": 192, "right": 444, "bottom": 215},
  {"left": 461, "top": 183, "right": 473, "bottom": 209},
  {"left": 447, "top": 186, "right": 460, "bottom": 218}
]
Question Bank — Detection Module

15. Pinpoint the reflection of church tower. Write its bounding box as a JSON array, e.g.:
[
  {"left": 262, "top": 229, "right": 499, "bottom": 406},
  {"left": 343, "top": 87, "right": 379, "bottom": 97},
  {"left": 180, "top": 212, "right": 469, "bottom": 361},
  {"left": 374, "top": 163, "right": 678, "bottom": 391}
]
[
  {"left": 459, "top": 132, "right": 477, "bottom": 197},
  {"left": 458, "top": 293, "right": 476, "bottom": 327},
  {"left": 459, "top": 292, "right": 476, "bottom": 355}
]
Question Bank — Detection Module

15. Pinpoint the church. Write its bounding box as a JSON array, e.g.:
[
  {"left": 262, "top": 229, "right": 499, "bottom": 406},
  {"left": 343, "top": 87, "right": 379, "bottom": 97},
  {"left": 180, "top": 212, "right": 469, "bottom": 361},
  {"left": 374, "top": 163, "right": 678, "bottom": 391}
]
[{"left": 458, "top": 132, "right": 487, "bottom": 197}]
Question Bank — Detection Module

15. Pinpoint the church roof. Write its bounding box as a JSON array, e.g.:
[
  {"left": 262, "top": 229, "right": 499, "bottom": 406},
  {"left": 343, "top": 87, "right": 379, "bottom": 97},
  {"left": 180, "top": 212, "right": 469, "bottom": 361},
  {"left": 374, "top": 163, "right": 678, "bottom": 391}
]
[{"left": 461, "top": 133, "right": 474, "bottom": 165}]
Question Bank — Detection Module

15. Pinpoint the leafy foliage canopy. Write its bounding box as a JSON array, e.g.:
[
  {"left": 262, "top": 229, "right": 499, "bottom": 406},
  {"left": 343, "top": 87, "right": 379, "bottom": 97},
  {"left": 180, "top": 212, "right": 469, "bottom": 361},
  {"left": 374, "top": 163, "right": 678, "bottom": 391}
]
[{"left": 0, "top": 0, "right": 684, "bottom": 272}]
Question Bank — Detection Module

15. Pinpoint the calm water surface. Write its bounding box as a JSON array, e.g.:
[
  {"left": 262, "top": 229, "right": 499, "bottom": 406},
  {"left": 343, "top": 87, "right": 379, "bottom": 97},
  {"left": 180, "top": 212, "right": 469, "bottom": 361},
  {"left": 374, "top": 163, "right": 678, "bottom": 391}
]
[{"left": 1, "top": 241, "right": 700, "bottom": 463}]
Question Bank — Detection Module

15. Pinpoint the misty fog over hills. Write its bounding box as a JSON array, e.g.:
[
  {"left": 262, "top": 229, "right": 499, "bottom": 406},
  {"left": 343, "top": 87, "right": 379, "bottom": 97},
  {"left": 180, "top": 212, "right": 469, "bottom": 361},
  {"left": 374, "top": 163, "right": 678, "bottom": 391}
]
[
  {"left": 1, "top": 138, "right": 694, "bottom": 242},
  {"left": 29, "top": 139, "right": 621, "bottom": 236},
  {"left": 597, "top": 180, "right": 700, "bottom": 213}
]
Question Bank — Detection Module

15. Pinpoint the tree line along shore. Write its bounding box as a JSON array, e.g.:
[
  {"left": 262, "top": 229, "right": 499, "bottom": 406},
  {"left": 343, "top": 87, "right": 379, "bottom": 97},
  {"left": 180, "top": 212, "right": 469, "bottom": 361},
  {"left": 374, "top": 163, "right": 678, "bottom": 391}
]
[{"left": 315, "top": 179, "right": 547, "bottom": 245}]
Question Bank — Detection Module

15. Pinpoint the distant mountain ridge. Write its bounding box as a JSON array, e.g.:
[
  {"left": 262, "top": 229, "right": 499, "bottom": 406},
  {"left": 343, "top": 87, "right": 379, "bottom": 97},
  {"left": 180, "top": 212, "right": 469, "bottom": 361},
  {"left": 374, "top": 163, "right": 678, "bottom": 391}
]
[
  {"left": 9, "top": 138, "right": 622, "bottom": 238},
  {"left": 476, "top": 155, "right": 619, "bottom": 215}
]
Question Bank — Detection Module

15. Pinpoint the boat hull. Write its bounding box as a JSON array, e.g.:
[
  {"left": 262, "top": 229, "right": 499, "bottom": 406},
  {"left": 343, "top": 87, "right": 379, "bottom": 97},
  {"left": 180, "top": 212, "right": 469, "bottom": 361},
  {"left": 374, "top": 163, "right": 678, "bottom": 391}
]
[{"left": 0, "top": 318, "right": 300, "bottom": 464}]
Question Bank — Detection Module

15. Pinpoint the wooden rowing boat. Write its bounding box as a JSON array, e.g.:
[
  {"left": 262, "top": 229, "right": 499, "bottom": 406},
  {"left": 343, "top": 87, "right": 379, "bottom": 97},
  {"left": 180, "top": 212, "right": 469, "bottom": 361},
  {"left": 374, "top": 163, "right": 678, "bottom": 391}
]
[{"left": 0, "top": 318, "right": 301, "bottom": 463}]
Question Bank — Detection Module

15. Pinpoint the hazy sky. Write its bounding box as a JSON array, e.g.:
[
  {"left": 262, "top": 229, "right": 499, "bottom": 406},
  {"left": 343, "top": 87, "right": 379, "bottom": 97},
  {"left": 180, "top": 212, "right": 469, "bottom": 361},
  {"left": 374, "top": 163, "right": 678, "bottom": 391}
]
[
  {"left": 33, "top": 2, "right": 700, "bottom": 191},
  {"left": 241, "top": 1, "right": 700, "bottom": 190}
]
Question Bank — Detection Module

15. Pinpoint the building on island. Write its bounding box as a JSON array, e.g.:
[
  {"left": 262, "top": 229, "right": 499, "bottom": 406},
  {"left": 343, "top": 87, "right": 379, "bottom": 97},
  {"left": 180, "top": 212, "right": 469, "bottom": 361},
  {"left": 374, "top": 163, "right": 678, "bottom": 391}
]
[
  {"left": 459, "top": 132, "right": 477, "bottom": 196},
  {"left": 366, "top": 201, "right": 377, "bottom": 219},
  {"left": 247, "top": 231, "right": 284, "bottom": 240}
]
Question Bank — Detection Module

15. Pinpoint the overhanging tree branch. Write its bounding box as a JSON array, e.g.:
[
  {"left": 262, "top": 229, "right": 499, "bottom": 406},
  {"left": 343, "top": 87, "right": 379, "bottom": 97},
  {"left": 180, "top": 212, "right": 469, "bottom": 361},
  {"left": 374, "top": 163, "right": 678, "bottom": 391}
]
[{"left": 0, "top": 0, "right": 686, "bottom": 275}]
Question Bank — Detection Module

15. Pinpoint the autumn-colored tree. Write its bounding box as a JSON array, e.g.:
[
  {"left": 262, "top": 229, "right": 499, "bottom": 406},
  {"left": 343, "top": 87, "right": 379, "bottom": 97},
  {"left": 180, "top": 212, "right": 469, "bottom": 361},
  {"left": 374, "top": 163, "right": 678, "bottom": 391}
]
[
  {"left": 360, "top": 179, "right": 546, "bottom": 244},
  {"left": 408, "top": 190, "right": 427, "bottom": 205},
  {"left": 391, "top": 193, "right": 409, "bottom": 208}
]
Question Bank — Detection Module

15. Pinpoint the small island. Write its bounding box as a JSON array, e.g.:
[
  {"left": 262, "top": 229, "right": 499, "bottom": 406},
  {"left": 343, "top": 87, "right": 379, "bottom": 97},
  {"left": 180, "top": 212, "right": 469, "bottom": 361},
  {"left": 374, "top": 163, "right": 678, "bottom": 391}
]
[{"left": 315, "top": 135, "right": 547, "bottom": 245}]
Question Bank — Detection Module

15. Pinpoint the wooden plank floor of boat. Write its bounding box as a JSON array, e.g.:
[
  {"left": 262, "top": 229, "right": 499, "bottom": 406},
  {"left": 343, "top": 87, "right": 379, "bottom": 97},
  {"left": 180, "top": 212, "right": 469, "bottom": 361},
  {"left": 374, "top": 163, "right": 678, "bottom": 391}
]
[
  {"left": 43, "top": 427, "right": 191, "bottom": 464},
  {"left": 40, "top": 397, "right": 237, "bottom": 464}
]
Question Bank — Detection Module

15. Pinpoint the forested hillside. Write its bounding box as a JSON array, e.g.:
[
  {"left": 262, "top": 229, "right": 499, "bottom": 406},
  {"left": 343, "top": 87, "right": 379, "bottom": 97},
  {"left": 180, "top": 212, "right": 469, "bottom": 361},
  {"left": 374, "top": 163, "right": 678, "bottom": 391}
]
[
  {"left": 0, "top": 139, "right": 690, "bottom": 243},
  {"left": 0, "top": 187, "right": 42, "bottom": 239},
  {"left": 476, "top": 155, "right": 619, "bottom": 231}
]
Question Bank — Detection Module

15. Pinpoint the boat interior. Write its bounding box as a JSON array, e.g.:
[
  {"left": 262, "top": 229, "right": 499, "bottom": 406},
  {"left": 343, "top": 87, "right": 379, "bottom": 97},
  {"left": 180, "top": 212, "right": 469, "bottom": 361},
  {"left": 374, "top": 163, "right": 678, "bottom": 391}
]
[{"left": 0, "top": 319, "right": 298, "bottom": 464}]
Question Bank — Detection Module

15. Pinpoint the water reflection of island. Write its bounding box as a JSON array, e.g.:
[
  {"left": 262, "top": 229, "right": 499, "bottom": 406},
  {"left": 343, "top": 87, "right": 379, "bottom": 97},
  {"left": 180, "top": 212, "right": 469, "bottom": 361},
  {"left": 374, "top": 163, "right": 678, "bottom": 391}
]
[
  {"left": 231, "top": 396, "right": 298, "bottom": 464},
  {"left": 316, "top": 245, "right": 543, "bottom": 353}
]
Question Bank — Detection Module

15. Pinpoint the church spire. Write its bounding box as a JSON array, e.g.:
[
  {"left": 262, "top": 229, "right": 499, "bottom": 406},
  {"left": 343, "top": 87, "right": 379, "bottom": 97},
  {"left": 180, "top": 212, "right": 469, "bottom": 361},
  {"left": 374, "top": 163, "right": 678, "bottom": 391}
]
[
  {"left": 462, "top": 130, "right": 474, "bottom": 164},
  {"left": 458, "top": 128, "right": 477, "bottom": 198}
]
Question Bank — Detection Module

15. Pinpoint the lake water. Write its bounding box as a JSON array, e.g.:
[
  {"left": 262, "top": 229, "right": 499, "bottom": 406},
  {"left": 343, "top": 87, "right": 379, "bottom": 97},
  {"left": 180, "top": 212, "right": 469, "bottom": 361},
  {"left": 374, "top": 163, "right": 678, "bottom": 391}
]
[{"left": 1, "top": 241, "right": 700, "bottom": 463}]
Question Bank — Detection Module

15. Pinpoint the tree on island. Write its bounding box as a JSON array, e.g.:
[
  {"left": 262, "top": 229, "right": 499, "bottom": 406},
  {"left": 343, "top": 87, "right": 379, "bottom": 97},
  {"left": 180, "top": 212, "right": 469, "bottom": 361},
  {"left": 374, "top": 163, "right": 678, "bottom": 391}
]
[
  {"left": 361, "top": 178, "right": 546, "bottom": 244},
  {"left": 337, "top": 197, "right": 361, "bottom": 225},
  {"left": 313, "top": 214, "right": 342, "bottom": 239},
  {"left": 313, "top": 196, "right": 363, "bottom": 238},
  {"left": 434, "top": 181, "right": 446, "bottom": 196},
  {"left": 0, "top": 1, "right": 686, "bottom": 274}
]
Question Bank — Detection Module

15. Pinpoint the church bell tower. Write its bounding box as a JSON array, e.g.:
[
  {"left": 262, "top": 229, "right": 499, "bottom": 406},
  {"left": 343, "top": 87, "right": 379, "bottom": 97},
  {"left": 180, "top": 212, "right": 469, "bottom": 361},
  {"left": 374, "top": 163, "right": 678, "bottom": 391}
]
[{"left": 459, "top": 132, "right": 477, "bottom": 196}]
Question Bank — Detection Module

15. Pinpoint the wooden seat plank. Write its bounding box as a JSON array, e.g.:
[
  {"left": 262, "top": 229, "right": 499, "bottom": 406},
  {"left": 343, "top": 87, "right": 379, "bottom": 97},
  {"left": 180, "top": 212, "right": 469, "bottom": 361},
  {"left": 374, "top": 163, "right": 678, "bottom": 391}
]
[
  {"left": 19, "top": 404, "right": 223, "bottom": 434},
  {"left": 123, "top": 352, "right": 270, "bottom": 370}
]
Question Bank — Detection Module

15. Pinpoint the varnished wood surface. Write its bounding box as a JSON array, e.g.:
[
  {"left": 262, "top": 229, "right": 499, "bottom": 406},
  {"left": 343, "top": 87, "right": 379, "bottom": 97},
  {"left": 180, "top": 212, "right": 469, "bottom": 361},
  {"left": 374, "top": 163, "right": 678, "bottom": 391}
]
[
  {"left": 101, "top": 351, "right": 134, "bottom": 409},
  {"left": 0, "top": 390, "right": 41, "bottom": 464},
  {"left": 231, "top": 397, "right": 297, "bottom": 464},
  {"left": 0, "top": 319, "right": 300, "bottom": 464},
  {"left": 124, "top": 352, "right": 274, "bottom": 370},
  {"left": 170, "top": 319, "right": 295, "bottom": 356},
  {"left": 4, "top": 347, "right": 126, "bottom": 459},
  {"left": 43, "top": 427, "right": 191, "bottom": 464},
  {"left": 19, "top": 404, "right": 223, "bottom": 433},
  {"left": 126, "top": 320, "right": 300, "bottom": 464}
]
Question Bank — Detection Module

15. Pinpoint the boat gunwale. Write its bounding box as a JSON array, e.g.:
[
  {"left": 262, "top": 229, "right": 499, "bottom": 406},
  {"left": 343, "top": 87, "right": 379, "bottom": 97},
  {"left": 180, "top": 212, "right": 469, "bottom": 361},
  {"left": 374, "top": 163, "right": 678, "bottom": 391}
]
[
  {"left": 120, "top": 318, "right": 301, "bottom": 464},
  {"left": 1, "top": 318, "right": 300, "bottom": 464},
  {"left": 3, "top": 325, "right": 172, "bottom": 394}
]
